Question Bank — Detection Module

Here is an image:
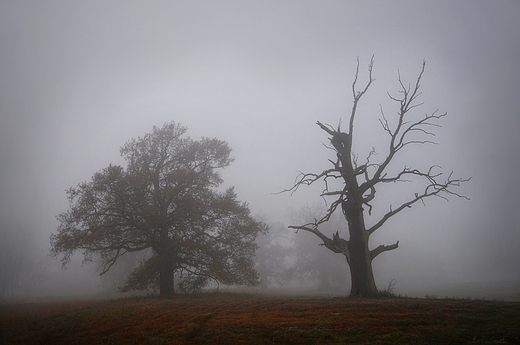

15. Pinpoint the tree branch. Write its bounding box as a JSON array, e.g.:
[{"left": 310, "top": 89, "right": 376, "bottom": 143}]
[
  {"left": 288, "top": 225, "right": 350, "bottom": 264},
  {"left": 370, "top": 241, "right": 399, "bottom": 261},
  {"left": 276, "top": 168, "right": 340, "bottom": 196},
  {"left": 368, "top": 173, "right": 471, "bottom": 235},
  {"left": 360, "top": 61, "right": 449, "bottom": 195},
  {"left": 349, "top": 55, "right": 375, "bottom": 136}
]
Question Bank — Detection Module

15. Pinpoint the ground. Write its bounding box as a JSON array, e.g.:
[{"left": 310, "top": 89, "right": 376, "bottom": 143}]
[{"left": 1, "top": 293, "right": 519, "bottom": 344}]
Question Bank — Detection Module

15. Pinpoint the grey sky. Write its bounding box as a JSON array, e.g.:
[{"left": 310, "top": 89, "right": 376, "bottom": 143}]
[{"left": 1, "top": 1, "right": 519, "bottom": 295}]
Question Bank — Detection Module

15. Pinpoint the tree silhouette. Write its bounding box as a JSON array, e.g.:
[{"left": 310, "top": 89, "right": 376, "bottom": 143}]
[
  {"left": 51, "top": 122, "right": 267, "bottom": 296},
  {"left": 284, "top": 58, "right": 470, "bottom": 297}
]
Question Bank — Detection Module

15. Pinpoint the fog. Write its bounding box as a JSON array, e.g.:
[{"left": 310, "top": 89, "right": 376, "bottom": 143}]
[{"left": 1, "top": 1, "right": 519, "bottom": 299}]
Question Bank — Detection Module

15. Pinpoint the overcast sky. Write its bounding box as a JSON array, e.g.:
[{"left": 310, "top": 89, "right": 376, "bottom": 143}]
[{"left": 1, "top": 1, "right": 519, "bottom": 295}]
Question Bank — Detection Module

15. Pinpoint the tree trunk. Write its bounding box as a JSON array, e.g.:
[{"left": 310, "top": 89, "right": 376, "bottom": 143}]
[
  {"left": 157, "top": 234, "right": 175, "bottom": 297},
  {"left": 344, "top": 199, "right": 379, "bottom": 297},
  {"left": 159, "top": 256, "right": 175, "bottom": 297},
  {"left": 347, "top": 238, "right": 377, "bottom": 297}
]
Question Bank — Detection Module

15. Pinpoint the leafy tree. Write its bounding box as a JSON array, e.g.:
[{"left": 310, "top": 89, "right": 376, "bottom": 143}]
[
  {"left": 284, "top": 58, "right": 470, "bottom": 297},
  {"left": 51, "top": 122, "right": 267, "bottom": 296}
]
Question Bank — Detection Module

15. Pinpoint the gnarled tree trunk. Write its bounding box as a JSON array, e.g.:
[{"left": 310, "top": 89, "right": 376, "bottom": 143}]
[
  {"left": 347, "top": 246, "right": 377, "bottom": 297},
  {"left": 285, "top": 58, "right": 469, "bottom": 298},
  {"left": 343, "top": 199, "right": 378, "bottom": 297}
]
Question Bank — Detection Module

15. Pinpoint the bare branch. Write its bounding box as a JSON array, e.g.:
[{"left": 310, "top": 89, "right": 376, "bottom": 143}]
[
  {"left": 316, "top": 121, "right": 337, "bottom": 136},
  {"left": 278, "top": 121, "right": 353, "bottom": 197},
  {"left": 368, "top": 173, "right": 471, "bottom": 235},
  {"left": 276, "top": 167, "right": 340, "bottom": 196},
  {"left": 393, "top": 111, "right": 446, "bottom": 153},
  {"left": 378, "top": 165, "right": 442, "bottom": 184},
  {"left": 361, "top": 61, "right": 449, "bottom": 194},
  {"left": 288, "top": 225, "right": 349, "bottom": 262},
  {"left": 370, "top": 241, "right": 399, "bottom": 261},
  {"left": 378, "top": 105, "right": 392, "bottom": 136},
  {"left": 349, "top": 55, "right": 375, "bottom": 136}
]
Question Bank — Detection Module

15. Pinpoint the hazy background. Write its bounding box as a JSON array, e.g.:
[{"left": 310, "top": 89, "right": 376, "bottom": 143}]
[{"left": 1, "top": 1, "right": 519, "bottom": 299}]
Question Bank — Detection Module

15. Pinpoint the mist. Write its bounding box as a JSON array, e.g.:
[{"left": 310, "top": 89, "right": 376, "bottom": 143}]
[{"left": 1, "top": 1, "right": 519, "bottom": 299}]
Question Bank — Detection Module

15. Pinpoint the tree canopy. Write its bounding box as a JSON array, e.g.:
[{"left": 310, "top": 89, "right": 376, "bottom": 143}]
[{"left": 51, "top": 122, "right": 267, "bottom": 296}]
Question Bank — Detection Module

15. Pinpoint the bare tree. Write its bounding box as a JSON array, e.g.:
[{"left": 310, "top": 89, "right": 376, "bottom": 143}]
[{"left": 284, "top": 58, "right": 470, "bottom": 297}]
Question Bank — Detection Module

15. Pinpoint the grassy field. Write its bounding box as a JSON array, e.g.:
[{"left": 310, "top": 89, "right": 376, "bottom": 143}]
[
  {"left": 396, "top": 281, "right": 520, "bottom": 302},
  {"left": 1, "top": 293, "right": 519, "bottom": 344}
]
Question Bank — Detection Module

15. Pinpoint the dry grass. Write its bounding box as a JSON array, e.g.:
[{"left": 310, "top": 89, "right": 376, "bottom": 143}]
[{"left": 1, "top": 293, "right": 519, "bottom": 344}]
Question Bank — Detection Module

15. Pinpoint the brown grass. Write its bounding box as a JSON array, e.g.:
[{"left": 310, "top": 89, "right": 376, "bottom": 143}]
[{"left": 1, "top": 293, "right": 519, "bottom": 344}]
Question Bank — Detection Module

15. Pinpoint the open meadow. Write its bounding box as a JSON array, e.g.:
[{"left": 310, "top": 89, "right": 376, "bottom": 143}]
[{"left": 1, "top": 293, "right": 519, "bottom": 344}]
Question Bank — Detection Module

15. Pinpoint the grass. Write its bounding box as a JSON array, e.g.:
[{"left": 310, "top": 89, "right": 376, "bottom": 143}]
[{"left": 1, "top": 293, "right": 519, "bottom": 344}]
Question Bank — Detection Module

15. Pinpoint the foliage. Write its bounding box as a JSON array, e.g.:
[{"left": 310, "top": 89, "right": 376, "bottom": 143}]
[
  {"left": 51, "top": 122, "right": 267, "bottom": 295},
  {"left": 120, "top": 253, "right": 160, "bottom": 293}
]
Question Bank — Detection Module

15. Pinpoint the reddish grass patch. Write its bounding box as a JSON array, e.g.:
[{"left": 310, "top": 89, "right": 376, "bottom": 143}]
[{"left": 1, "top": 294, "right": 519, "bottom": 344}]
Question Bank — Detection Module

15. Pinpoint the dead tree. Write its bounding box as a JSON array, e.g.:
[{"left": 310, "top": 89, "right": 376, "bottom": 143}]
[{"left": 284, "top": 57, "right": 470, "bottom": 297}]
